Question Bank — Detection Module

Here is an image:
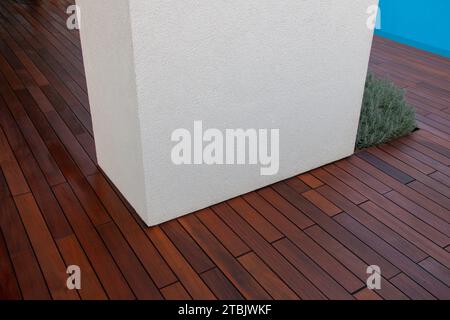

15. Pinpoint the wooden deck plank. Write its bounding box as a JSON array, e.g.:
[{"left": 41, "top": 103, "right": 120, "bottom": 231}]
[
  {"left": 326, "top": 165, "right": 442, "bottom": 238},
  {"left": 357, "top": 151, "right": 415, "bottom": 184},
  {"left": 0, "top": 0, "right": 449, "bottom": 300},
  {"left": 304, "top": 225, "right": 408, "bottom": 300},
  {"left": 200, "top": 268, "right": 244, "bottom": 300},
  {"left": 316, "top": 169, "right": 449, "bottom": 247},
  {"left": 272, "top": 182, "right": 400, "bottom": 279},
  {"left": 334, "top": 213, "right": 450, "bottom": 299},
  {"left": 390, "top": 273, "right": 435, "bottom": 300},
  {"left": 0, "top": 126, "right": 29, "bottom": 196},
  {"left": 0, "top": 167, "right": 10, "bottom": 199},
  {"left": 354, "top": 288, "right": 383, "bottom": 300},
  {"left": 429, "top": 171, "right": 450, "bottom": 188},
  {"left": 408, "top": 180, "right": 450, "bottom": 210},
  {"left": 53, "top": 183, "right": 135, "bottom": 300},
  {"left": 359, "top": 201, "right": 450, "bottom": 267},
  {"left": 0, "top": 229, "right": 21, "bottom": 299},
  {"left": 145, "top": 226, "right": 216, "bottom": 300},
  {"left": 302, "top": 189, "right": 342, "bottom": 217},
  {"left": 178, "top": 214, "right": 271, "bottom": 300},
  {"left": 347, "top": 156, "right": 450, "bottom": 222},
  {"left": 15, "top": 88, "right": 96, "bottom": 177},
  {"left": 367, "top": 147, "right": 450, "bottom": 198},
  {"left": 14, "top": 193, "right": 79, "bottom": 300},
  {"left": 395, "top": 136, "right": 450, "bottom": 166},
  {"left": 0, "top": 4, "right": 87, "bottom": 109},
  {"left": 255, "top": 187, "right": 315, "bottom": 230},
  {"left": 238, "top": 252, "right": 299, "bottom": 300},
  {"left": 243, "top": 191, "right": 366, "bottom": 294},
  {"left": 161, "top": 283, "right": 192, "bottom": 300},
  {"left": 419, "top": 257, "right": 450, "bottom": 287},
  {"left": 310, "top": 168, "right": 368, "bottom": 204},
  {"left": 273, "top": 239, "right": 354, "bottom": 299},
  {"left": 0, "top": 9, "right": 93, "bottom": 134},
  {"left": 10, "top": 250, "right": 51, "bottom": 300},
  {"left": 56, "top": 234, "right": 108, "bottom": 300},
  {"left": 0, "top": 189, "right": 50, "bottom": 299},
  {"left": 414, "top": 130, "right": 450, "bottom": 155},
  {"left": 383, "top": 190, "right": 450, "bottom": 236},
  {"left": 96, "top": 222, "right": 162, "bottom": 300},
  {"left": 0, "top": 87, "right": 66, "bottom": 187},
  {"left": 13, "top": 49, "right": 49, "bottom": 86},
  {"left": 1, "top": 1, "right": 84, "bottom": 80},
  {"left": 227, "top": 197, "right": 284, "bottom": 243},
  {"left": 298, "top": 173, "right": 324, "bottom": 189},
  {"left": 86, "top": 173, "right": 177, "bottom": 288},
  {"left": 317, "top": 186, "right": 428, "bottom": 263},
  {"left": 161, "top": 220, "right": 216, "bottom": 274},
  {"left": 195, "top": 208, "right": 251, "bottom": 257},
  {"left": 212, "top": 202, "right": 332, "bottom": 299}
]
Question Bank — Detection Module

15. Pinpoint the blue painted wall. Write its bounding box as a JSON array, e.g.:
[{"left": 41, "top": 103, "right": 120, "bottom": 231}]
[{"left": 375, "top": 0, "right": 450, "bottom": 58}]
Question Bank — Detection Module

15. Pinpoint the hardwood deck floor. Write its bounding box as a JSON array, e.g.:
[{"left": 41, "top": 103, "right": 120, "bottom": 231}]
[{"left": 0, "top": 0, "right": 449, "bottom": 300}]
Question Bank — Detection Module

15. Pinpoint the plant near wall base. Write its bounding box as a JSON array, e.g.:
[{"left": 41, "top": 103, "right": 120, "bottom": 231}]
[{"left": 356, "top": 73, "right": 417, "bottom": 149}]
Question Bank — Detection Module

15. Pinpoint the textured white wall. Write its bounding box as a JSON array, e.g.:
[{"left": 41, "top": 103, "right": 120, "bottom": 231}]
[
  {"left": 78, "top": 0, "right": 378, "bottom": 226},
  {"left": 76, "top": 0, "right": 148, "bottom": 218}
]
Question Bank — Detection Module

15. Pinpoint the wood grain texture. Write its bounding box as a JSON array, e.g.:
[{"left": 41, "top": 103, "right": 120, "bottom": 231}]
[{"left": 0, "top": 0, "right": 449, "bottom": 300}]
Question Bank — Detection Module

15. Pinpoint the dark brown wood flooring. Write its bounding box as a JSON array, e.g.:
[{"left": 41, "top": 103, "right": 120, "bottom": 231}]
[{"left": 0, "top": 0, "right": 449, "bottom": 300}]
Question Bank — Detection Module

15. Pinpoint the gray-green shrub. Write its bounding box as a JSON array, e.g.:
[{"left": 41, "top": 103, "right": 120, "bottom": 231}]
[{"left": 356, "top": 73, "right": 416, "bottom": 149}]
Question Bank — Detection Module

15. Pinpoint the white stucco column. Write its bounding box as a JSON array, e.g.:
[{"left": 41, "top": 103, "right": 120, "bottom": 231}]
[{"left": 77, "top": 0, "right": 378, "bottom": 226}]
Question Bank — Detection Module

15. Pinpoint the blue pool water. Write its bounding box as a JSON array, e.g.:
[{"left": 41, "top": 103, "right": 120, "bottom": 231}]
[{"left": 375, "top": 0, "right": 450, "bottom": 58}]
